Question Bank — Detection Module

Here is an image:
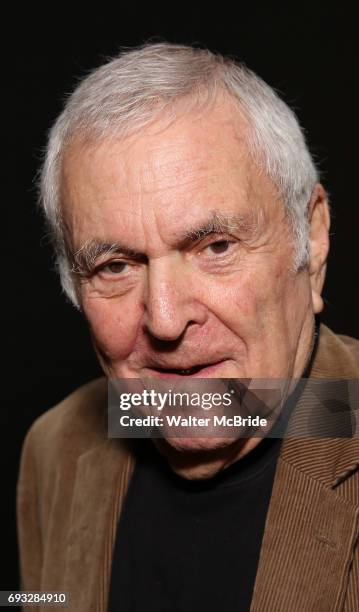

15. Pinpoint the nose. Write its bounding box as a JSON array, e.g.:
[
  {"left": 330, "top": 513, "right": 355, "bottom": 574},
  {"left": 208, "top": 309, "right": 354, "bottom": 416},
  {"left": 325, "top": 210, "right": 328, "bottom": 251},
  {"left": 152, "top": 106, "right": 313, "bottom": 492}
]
[{"left": 143, "top": 257, "right": 207, "bottom": 342}]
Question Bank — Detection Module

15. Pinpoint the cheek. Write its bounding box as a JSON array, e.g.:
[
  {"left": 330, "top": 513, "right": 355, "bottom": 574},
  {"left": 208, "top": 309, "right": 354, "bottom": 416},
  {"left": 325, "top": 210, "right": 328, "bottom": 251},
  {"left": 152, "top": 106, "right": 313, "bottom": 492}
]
[
  {"left": 205, "top": 274, "right": 267, "bottom": 331},
  {"left": 82, "top": 295, "right": 142, "bottom": 361},
  {"left": 204, "top": 259, "right": 297, "bottom": 339}
]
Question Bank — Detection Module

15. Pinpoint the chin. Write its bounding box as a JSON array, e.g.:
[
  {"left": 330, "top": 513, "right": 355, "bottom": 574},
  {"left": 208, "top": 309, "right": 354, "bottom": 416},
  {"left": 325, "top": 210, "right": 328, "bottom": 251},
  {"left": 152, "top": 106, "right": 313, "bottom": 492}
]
[{"left": 162, "top": 435, "right": 237, "bottom": 453}]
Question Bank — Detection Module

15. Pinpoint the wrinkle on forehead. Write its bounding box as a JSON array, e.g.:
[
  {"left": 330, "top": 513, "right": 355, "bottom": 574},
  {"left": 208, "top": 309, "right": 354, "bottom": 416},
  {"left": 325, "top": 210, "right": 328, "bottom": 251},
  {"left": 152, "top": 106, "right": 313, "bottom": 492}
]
[
  {"left": 61, "top": 96, "right": 251, "bottom": 198},
  {"left": 60, "top": 98, "right": 284, "bottom": 257}
]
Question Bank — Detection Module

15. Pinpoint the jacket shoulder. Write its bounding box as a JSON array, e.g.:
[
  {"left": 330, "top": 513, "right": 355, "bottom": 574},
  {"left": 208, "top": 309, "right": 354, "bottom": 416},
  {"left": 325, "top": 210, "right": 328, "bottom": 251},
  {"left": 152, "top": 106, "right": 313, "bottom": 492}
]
[
  {"left": 312, "top": 324, "right": 359, "bottom": 378},
  {"left": 24, "top": 377, "right": 109, "bottom": 467},
  {"left": 337, "top": 332, "right": 359, "bottom": 360},
  {"left": 17, "top": 377, "right": 133, "bottom": 594}
]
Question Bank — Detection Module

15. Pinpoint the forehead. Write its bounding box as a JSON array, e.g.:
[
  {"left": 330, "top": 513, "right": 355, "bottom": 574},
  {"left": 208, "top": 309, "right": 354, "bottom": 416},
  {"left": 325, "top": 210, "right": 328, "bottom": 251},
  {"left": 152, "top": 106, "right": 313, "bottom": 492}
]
[{"left": 60, "top": 100, "right": 280, "bottom": 249}]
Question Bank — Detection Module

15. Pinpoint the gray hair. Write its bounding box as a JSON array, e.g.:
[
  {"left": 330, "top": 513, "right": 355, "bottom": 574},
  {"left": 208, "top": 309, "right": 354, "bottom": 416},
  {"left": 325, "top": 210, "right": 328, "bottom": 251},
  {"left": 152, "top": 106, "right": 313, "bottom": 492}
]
[{"left": 39, "top": 42, "right": 320, "bottom": 307}]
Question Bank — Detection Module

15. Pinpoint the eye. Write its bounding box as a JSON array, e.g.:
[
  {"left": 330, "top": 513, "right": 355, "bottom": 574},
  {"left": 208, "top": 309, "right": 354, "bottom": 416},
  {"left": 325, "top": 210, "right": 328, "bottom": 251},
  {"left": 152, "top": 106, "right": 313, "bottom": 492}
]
[
  {"left": 100, "top": 261, "right": 128, "bottom": 274},
  {"left": 205, "top": 240, "right": 232, "bottom": 254}
]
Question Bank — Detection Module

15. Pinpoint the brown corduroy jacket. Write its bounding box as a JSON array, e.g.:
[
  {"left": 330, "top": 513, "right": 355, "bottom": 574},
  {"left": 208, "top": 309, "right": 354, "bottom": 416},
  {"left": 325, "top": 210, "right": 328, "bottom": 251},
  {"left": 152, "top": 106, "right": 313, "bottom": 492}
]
[{"left": 17, "top": 324, "right": 359, "bottom": 611}]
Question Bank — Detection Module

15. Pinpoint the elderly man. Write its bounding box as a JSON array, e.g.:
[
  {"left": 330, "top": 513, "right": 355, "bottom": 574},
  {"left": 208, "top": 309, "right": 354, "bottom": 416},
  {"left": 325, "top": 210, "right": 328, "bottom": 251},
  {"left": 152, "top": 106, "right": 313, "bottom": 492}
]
[{"left": 18, "top": 43, "right": 358, "bottom": 612}]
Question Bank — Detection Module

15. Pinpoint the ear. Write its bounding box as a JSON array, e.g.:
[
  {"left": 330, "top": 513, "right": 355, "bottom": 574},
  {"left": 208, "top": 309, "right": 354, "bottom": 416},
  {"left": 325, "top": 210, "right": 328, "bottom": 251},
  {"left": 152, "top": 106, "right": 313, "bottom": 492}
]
[{"left": 307, "top": 183, "right": 330, "bottom": 314}]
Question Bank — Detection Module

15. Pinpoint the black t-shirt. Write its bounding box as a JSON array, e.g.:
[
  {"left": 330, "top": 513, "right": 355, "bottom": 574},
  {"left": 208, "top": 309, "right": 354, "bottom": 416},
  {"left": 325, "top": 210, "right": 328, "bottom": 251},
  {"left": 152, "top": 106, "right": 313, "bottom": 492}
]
[{"left": 107, "top": 435, "right": 282, "bottom": 612}]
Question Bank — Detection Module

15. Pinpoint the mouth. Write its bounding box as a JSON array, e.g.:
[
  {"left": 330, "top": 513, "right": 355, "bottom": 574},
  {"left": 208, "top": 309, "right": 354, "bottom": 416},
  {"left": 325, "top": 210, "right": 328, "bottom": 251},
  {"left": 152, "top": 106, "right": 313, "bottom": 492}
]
[{"left": 144, "top": 360, "right": 227, "bottom": 378}]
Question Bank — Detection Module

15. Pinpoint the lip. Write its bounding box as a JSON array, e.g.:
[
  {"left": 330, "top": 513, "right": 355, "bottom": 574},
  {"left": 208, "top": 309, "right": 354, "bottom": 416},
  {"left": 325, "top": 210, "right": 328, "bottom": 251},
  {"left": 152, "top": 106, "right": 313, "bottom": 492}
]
[{"left": 143, "top": 360, "right": 228, "bottom": 378}]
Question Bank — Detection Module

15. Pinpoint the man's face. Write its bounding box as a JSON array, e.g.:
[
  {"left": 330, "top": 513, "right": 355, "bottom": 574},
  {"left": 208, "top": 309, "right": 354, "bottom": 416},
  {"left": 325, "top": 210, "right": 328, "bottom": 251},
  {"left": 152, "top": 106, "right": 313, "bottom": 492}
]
[{"left": 61, "top": 99, "right": 316, "bottom": 387}]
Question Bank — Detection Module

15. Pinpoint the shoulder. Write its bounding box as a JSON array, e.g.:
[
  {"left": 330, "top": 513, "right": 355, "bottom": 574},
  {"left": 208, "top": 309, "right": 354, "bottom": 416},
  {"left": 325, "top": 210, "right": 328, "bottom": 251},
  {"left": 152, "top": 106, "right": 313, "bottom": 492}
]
[
  {"left": 21, "top": 377, "right": 109, "bottom": 470},
  {"left": 282, "top": 323, "right": 359, "bottom": 496},
  {"left": 17, "top": 377, "right": 134, "bottom": 591},
  {"left": 312, "top": 324, "right": 359, "bottom": 378},
  {"left": 18, "top": 377, "right": 136, "bottom": 520}
]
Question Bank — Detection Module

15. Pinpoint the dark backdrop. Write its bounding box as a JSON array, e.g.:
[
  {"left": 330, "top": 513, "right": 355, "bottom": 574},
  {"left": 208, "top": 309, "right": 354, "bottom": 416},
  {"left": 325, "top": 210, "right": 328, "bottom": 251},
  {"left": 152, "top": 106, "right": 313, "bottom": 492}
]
[{"left": 3, "top": 5, "right": 358, "bottom": 592}]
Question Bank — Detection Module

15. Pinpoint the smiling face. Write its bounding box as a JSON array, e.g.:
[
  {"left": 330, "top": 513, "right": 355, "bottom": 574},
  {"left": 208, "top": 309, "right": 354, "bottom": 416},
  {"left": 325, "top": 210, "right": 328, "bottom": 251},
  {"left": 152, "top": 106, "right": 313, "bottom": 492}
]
[{"left": 60, "top": 97, "right": 329, "bottom": 474}]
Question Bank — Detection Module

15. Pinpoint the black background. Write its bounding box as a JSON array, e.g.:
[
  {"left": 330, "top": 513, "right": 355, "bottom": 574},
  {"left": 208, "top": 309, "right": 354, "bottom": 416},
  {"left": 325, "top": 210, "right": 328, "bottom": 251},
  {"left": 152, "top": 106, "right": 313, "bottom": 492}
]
[{"left": 3, "top": 5, "right": 358, "bottom": 592}]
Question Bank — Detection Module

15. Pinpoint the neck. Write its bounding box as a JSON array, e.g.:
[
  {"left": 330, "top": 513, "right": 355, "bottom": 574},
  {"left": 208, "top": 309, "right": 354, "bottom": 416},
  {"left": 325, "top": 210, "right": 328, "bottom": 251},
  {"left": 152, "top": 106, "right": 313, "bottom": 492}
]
[{"left": 154, "top": 436, "right": 263, "bottom": 480}]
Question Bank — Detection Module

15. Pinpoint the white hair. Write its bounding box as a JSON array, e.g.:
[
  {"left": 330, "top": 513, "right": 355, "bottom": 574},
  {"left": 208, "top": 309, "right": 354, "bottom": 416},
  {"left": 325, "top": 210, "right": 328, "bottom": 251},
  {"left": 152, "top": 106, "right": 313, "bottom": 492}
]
[{"left": 39, "top": 42, "right": 320, "bottom": 307}]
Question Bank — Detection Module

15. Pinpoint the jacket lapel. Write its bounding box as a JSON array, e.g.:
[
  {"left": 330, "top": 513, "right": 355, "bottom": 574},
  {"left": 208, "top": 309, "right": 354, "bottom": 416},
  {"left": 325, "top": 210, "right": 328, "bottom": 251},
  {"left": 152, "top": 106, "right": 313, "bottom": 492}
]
[
  {"left": 250, "top": 325, "right": 359, "bottom": 611},
  {"left": 63, "top": 439, "right": 134, "bottom": 612},
  {"left": 249, "top": 443, "right": 359, "bottom": 612}
]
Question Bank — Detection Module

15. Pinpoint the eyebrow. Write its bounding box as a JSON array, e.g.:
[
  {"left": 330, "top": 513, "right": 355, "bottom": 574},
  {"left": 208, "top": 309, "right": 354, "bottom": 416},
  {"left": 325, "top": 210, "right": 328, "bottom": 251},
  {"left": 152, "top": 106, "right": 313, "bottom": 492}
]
[
  {"left": 182, "top": 210, "right": 258, "bottom": 242},
  {"left": 71, "top": 210, "right": 260, "bottom": 275},
  {"left": 71, "top": 242, "right": 145, "bottom": 275}
]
